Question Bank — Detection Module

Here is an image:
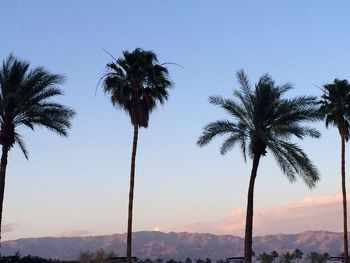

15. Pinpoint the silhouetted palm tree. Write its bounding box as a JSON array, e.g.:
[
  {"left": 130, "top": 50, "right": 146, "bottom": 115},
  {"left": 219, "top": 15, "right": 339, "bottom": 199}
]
[
  {"left": 293, "top": 249, "right": 303, "bottom": 263},
  {"left": 102, "top": 48, "right": 172, "bottom": 263},
  {"left": 0, "top": 54, "right": 75, "bottom": 245},
  {"left": 319, "top": 79, "right": 350, "bottom": 263},
  {"left": 197, "top": 70, "right": 320, "bottom": 263}
]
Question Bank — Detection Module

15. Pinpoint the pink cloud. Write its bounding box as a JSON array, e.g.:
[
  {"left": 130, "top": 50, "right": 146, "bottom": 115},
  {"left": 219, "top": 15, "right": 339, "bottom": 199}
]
[{"left": 170, "top": 193, "right": 345, "bottom": 236}]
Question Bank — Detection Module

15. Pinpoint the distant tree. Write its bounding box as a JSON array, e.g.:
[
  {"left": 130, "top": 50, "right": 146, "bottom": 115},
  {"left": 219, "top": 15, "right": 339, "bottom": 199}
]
[
  {"left": 78, "top": 249, "right": 116, "bottom": 263},
  {"left": 257, "top": 252, "right": 274, "bottom": 263},
  {"left": 307, "top": 252, "right": 328, "bottom": 263},
  {"left": 1, "top": 251, "right": 20, "bottom": 263},
  {"left": 78, "top": 250, "right": 95, "bottom": 262},
  {"left": 185, "top": 258, "right": 192, "bottom": 263},
  {"left": 156, "top": 258, "right": 164, "bottom": 263},
  {"left": 282, "top": 252, "right": 295, "bottom": 263},
  {"left": 292, "top": 249, "right": 303, "bottom": 263},
  {"left": 95, "top": 248, "right": 112, "bottom": 262},
  {"left": 205, "top": 258, "right": 212, "bottom": 263},
  {"left": 102, "top": 48, "right": 173, "bottom": 263},
  {"left": 216, "top": 260, "right": 226, "bottom": 263},
  {"left": 197, "top": 70, "right": 320, "bottom": 263},
  {"left": 271, "top": 251, "right": 279, "bottom": 263},
  {"left": 319, "top": 79, "right": 350, "bottom": 263},
  {"left": 0, "top": 54, "right": 75, "bottom": 246},
  {"left": 1, "top": 253, "right": 63, "bottom": 263}
]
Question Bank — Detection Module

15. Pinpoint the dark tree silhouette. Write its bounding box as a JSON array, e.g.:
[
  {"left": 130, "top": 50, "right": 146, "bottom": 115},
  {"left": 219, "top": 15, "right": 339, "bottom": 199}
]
[
  {"left": 292, "top": 249, "right": 303, "bottom": 263},
  {"left": 102, "top": 48, "right": 172, "bottom": 263},
  {"left": 197, "top": 70, "right": 320, "bottom": 263},
  {"left": 307, "top": 252, "right": 329, "bottom": 263},
  {"left": 257, "top": 252, "right": 274, "bottom": 263},
  {"left": 319, "top": 79, "right": 350, "bottom": 263},
  {"left": 0, "top": 54, "right": 75, "bottom": 248},
  {"left": 282, "top": 252, "right": 294, "bottom": 263},
  {"left": 271, "top": 251, "right": 279, "bottom": 263}
]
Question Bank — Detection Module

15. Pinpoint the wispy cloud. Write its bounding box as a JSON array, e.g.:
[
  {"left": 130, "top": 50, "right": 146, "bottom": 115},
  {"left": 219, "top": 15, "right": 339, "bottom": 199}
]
[{"left": 170, "top": 193, "right": 345, "bottom": 236}]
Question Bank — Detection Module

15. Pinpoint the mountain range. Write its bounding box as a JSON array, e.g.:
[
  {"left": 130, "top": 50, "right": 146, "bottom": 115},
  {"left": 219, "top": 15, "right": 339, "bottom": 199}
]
[{"left": 2, "top": 231, "right": 345, "bottom": 260}]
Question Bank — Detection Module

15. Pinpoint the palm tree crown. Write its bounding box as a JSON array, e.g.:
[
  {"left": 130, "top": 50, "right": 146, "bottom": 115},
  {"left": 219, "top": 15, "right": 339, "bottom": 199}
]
[
  {"left": 319, "top": 79, "right": 350, "bottom": 140},
  {"left": 0, "top": 54, "right": 75, "bottom": 158},
  {"left": 102, "top": 48, "right": 172, "bottom": 128},
  {"left": 198, "top": 70, "right": 320, "bottom": 186}
]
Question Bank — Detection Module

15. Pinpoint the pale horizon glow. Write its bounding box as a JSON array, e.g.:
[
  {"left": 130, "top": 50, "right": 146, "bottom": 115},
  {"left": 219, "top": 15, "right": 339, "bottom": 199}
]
[{"left": 2, "top": 191, "right": 348, "bottom": 240}]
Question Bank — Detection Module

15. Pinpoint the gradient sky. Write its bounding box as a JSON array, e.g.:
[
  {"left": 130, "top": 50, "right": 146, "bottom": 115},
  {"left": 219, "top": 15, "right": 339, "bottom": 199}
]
[{"left": 1, "top": 1, "right": 350, "bottom": 241}]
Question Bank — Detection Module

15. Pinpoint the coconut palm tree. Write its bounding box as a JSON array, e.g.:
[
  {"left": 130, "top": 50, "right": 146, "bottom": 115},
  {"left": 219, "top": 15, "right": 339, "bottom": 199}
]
[
  {"left": 101, "top": 48, "right": 172, "bottom": 263},
  {"left": 0, "top": 54, "right": 75, "bottom": 245},
  {"left": 319, "top": 79, "right": 350, "bottom": 263},
  {"left": 197, "top": 70, "right": 320, "bottom": 263}
]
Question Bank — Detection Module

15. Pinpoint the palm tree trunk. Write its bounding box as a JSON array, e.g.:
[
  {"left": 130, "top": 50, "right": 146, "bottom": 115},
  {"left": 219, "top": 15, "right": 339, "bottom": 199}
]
[
  {"left": 244, "top": 154, "right": 261, "bottom": 263},
  {"left": 126, "top": 125, "right": 139, "bottom": 263},
  {"left": 341, "top": 135, "right": 349, "bottom": 263},
  {"left": 0, "top": 145, "right": 9, "bottom": 254}
]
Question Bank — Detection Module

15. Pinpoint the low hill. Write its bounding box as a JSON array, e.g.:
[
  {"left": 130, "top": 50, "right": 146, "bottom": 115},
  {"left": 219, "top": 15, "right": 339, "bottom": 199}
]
[{"left": 2, "top": 230, "right": 344, "bottom": 260}]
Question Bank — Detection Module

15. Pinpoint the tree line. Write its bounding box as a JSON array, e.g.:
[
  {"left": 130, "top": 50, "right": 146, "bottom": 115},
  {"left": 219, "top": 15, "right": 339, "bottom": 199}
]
[
  {"left": 0, "top": 249, "right": 336, "bottom": 263},
  {"left": 0, "top": 49, "right": 349, "bottom": 263}
]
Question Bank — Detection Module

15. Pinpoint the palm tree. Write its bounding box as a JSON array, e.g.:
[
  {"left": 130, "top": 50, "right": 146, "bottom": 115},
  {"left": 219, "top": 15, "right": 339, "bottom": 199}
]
[
  {"left": 101, "top": 48, "right": 172, "bottom": 263},
  {"left": 197, "top": 70, "right": 320, "bottom": 263},
  {"left": 0, "top": 54, "right": 75, "bottom": 245},
  {"left": 292, "top": 249, "right": 303, "bottom": 263},
  {"left": 319, "top": 79, "right": 350, "bottom": 263}
]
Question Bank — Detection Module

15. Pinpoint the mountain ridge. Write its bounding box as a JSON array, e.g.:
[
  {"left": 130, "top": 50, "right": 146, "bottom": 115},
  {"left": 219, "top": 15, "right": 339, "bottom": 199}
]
[{"left": 2, "top": 230, "right": 345, "bottom": 260}]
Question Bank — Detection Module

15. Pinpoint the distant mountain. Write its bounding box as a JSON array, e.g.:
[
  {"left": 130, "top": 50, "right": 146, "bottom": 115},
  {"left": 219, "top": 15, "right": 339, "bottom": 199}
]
[{"left": 2, "top": 231, "right": 345, "bottom": 260}]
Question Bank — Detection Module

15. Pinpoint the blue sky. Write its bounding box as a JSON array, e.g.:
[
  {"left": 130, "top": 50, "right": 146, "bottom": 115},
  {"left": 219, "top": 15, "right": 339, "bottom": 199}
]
[{"left": 1, "top": 1, "right": 350, "bottom": 240}]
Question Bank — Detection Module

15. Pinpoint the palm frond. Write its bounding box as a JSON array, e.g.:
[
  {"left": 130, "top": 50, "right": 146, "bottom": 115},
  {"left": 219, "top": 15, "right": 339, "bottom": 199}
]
[
  {"left": 0, "top": 54, "right": 76, "bottom": 158},
  {"left": 14, "top": 132, "right": 28, "bottom": 159},
  {"left": 197, "top": 120, "right": 239, "bottom": 146}
]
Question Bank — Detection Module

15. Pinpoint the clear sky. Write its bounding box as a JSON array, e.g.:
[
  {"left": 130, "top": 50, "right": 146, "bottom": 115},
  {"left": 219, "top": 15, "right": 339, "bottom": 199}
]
[{"left": 1, "top": 0, "right": 350, "bottom": 240}]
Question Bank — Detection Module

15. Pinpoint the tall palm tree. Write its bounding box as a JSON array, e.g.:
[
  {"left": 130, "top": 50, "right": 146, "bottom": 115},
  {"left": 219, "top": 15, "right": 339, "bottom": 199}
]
[
  {"left": 0, "top": 54, "right": 75, "bottom": 245},
  {"left": 197, "top": 70, "right": 320, "bottom": 263},
  {"left": 319, "top": 79, "right": 350, "bottom": 263},
  {"left": 101, "top": 48, "right": 172, "bottom": 263}
]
